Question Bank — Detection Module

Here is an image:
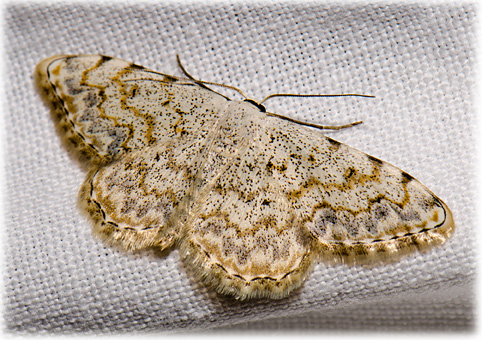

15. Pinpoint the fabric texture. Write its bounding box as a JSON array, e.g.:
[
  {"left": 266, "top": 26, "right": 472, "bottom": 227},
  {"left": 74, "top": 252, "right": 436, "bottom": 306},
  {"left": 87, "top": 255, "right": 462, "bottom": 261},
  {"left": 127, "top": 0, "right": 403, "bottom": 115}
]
[{"left": 2, "top": 1, "right": 475, "bottom": 333}]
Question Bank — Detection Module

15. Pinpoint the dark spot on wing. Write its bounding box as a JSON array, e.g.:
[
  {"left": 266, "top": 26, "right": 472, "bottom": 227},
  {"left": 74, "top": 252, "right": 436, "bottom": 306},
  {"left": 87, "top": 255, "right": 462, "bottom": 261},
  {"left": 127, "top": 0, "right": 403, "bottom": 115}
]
[
  {"left": 401, "top": 171, "right": 415, "bottom": 184},
  {"left": 367, "top": 154, "right": 383, "bottom": 166},
  {"left": 326, "top": 138, "right": 341, "bottom": 148},
  {"left": 99, "top": 55, "right": 112, "bottom": 65},
  {"left": 84, "top": 91, "right": 99, "bottom": 107},
  {"left": 163, "top": 75, "right": 178, "bottom": 83},
  {"left": 266, "top": 160, "right": 274, "bottom": 173},
  {"left": 345, "top": 167, "right": 356, "bottom": 179},
  {"left": 261, "top": 199, "right": 271, "bottom": 206},
  {"left": 129, "top": 63, "right": 146, "bottom": 70},
  {"left": 313, "top": 210, "right": 337, "bottom": 237},
  {"left": 65, "top": 78, "right": 83, "bottom": 95},
  {"left": 373, "top": 205, "right": 389, "bottom": 219}
]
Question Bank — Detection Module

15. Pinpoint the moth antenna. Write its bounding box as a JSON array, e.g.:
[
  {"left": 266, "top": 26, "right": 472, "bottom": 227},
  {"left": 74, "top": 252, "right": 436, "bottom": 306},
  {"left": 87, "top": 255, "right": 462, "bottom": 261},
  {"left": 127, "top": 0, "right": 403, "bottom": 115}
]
[
  {"left": 176, "top": 54, "right": 199, "bottom": 82},
  {"left": 176, "top": 54, "right": 249, "bottom": 99},
  {"left": 266, "top": 111, "right": 363, "bottom": 130},
  {"left": 260, "top": 93, "right": 375, "bottom": 104}
]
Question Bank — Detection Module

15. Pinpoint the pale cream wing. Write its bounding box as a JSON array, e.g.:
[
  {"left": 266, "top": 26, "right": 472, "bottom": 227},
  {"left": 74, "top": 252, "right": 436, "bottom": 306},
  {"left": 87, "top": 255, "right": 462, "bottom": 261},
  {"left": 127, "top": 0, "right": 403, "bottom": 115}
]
[
  {"left": 180, "top": 102, "right": 315, "bottom": 300},
  {"left": 80, "top": 129, "right": 214, "bottom": 251},
  {"left": 36, "top": 54, "right": 230, "bottom": 251},
  {"left": 80, "top": 101, "right": 261, "bottom": 252},
  {"left": 35, "top": 55, "right": 228, "bottom": 166},
  {"left": 180, "top": 101, "right": 454, "bottom": 300},
  {"left": 266, "top": 117, "right": 454, "bottom": 264}
]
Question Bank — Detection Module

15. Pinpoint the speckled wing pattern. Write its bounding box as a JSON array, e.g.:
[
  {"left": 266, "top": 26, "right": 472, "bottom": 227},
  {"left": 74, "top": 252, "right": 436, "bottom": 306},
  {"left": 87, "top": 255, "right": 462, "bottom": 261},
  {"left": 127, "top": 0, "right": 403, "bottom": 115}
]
[{"left": 36, "top": 55, "right": 454, "bottom": 300}]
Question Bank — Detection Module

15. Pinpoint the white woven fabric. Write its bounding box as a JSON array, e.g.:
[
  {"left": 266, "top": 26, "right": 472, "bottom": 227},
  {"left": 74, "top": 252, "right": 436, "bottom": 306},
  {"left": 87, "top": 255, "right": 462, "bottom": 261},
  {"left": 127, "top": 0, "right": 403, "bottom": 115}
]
[{"left": 3, "top": 1, "right": 475, "bottom": 333}]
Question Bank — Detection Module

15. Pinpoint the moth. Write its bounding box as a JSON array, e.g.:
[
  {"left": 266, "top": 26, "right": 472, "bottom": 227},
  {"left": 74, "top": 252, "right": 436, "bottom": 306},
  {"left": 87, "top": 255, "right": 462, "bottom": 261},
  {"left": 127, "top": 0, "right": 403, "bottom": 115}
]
[{"left": 35, "top": 55, "right": 454, "bottom": 300}]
